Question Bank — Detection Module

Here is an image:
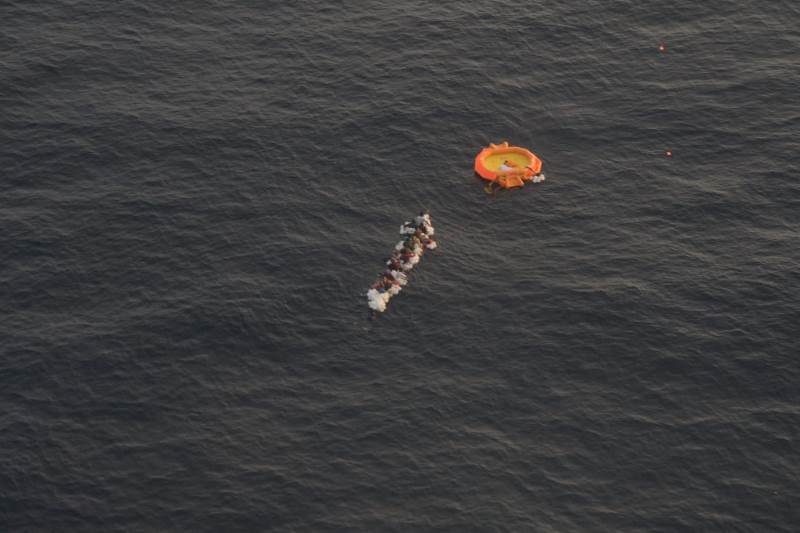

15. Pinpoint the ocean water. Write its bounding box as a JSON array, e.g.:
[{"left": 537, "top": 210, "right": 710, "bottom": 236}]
[{"left": 2, "top": 1, "right": 799, "bottom": 531}]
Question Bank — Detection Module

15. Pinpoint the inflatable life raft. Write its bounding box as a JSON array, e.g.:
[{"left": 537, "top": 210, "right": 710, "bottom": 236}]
[{"left": 474, "top": 142, "right": 543, "bottom": 189}]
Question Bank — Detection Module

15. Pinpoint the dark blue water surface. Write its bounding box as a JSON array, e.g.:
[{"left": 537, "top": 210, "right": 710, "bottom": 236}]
[{"left": 2, "top": 1, "right": 799, "bottom": 531}]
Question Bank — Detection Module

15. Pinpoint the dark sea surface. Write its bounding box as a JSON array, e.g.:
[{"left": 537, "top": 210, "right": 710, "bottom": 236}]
[{"left": 2, "top": 1, "right": 799, "bottom": 531}]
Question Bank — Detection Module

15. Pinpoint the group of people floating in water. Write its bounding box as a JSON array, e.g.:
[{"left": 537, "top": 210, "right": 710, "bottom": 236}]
[
  {"left": 366, "top": 211, "right": 437, "bottom": 313},
  {"left": 365, "top": 142, "right": 546, "bottom": 313}
]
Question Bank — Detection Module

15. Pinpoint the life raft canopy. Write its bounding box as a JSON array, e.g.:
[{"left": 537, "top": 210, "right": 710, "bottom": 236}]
[{"left": 474, "top": 141, "right": 543, "bottom": 189}]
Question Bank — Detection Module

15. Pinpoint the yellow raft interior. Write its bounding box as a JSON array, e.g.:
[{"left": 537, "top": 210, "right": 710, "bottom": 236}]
[{"left": 482, "top": 152, "right": 533, "bottom": 172}]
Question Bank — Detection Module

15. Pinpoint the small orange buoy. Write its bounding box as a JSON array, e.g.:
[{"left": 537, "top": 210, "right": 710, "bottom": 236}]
[
  {"left": 658, "top": 43, "right": 666, "bottom": 52},
  {"left": 665, "top": 150, "right": 672, "bottom": 157}
]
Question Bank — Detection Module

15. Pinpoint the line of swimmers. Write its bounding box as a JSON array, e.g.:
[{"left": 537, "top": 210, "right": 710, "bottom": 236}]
[{"left": 370, "top": 212, "right": 436, "bottom": 293}]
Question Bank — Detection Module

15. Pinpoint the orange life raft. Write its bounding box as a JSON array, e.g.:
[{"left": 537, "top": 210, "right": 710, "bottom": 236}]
[{"left": 474, "top": 142, "right": 543, "bottom": 189}]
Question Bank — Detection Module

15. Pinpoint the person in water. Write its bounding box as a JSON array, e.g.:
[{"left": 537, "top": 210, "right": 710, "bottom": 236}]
[
  {"left": 418, "top": 230, "right": 435, "bottom": 248},
  {"left": 413, "top": 228, "right": 426, "bottom": 242},
  {"left": 386, "top": 257, "right": 402, "bottom": 271},
  {"left": 385, "top": 268, "right": 405, "bottom": 281},
  {"left": 400, "top": 247, "right": 416, "bottom": 260},
  {"left": 371, "top": 279, "right": 389, "bottom": 292}
]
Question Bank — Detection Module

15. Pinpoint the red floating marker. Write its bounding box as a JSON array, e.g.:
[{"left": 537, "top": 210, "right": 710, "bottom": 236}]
[
  {"left": 665, "top": 150, "right": 673, "bottom": 157},
  {"left": 658, "top": 43, "right": 666, "bottom": 52}
]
